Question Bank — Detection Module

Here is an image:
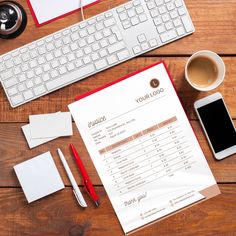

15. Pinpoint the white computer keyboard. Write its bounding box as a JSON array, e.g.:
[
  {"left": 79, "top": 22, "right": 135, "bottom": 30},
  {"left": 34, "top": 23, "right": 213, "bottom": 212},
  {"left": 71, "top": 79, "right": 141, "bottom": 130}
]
[{"left": 0, "top": 0, "right": 194, "bottom": 107}]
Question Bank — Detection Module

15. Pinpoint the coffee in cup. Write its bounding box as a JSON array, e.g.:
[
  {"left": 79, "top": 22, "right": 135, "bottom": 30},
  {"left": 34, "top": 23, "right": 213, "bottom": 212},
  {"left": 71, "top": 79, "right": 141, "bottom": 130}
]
[{"left": 185, "top": 50, "right": 225, "bottom": 91}]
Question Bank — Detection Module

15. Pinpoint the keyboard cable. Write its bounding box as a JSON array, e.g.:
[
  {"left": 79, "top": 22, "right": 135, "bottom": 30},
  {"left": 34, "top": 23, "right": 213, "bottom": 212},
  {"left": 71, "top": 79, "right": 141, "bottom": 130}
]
[{"left": 80, "top": 0, "right": 85, "bottom": 21}]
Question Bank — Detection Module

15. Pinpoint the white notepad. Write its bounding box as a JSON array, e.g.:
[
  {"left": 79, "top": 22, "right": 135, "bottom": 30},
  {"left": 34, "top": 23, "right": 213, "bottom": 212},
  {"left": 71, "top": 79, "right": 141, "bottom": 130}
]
[
  {"left": 14, "top": 152, "right": 65, "bottom": 203},
  {"left": 27, "top": 0, "right": 99, "bottom": 26}
]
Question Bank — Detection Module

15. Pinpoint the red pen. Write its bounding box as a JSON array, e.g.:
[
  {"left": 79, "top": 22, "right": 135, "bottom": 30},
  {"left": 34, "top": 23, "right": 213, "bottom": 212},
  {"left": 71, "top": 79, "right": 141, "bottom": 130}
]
[{"left": 70, "top": 143, "right": 99, "bottom": 207}]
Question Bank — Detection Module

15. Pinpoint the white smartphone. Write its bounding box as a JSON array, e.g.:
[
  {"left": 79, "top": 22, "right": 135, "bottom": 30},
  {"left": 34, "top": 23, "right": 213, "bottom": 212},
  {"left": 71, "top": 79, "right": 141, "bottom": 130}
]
[{"left": 194, "top": 92, "right": 236, "bottom": 160}]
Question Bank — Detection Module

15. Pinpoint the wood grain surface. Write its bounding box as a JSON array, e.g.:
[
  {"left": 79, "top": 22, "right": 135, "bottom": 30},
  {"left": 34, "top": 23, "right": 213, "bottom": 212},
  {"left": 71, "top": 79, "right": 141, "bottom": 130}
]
[{"left": 0, "top": 0, "right": 235, "bottom": 235}]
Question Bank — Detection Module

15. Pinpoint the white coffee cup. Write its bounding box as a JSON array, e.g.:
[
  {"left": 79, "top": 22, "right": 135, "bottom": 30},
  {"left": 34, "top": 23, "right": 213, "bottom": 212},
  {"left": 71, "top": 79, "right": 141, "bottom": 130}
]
[{"left": 185, "top": 50, "right": 225, "bottom": 91}]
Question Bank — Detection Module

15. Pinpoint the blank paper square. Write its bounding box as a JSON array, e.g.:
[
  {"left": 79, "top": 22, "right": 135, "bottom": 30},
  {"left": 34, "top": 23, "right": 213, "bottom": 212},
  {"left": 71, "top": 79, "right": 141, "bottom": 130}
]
[{"left": 14, "top": 151, "right": 65, "bottom": 203}]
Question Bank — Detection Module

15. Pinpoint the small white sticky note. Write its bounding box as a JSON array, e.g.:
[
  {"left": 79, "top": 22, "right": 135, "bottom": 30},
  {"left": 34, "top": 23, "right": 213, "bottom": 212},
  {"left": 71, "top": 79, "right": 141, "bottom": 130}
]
[
  {"left": 29, "top": 112, "right": 73, "bottom": 138},
  {"left": 14, "top": 151, "right": 65, "bottom": 203},
  {"left": 22, "top": 124, "right": 58, "bottom": 149}
]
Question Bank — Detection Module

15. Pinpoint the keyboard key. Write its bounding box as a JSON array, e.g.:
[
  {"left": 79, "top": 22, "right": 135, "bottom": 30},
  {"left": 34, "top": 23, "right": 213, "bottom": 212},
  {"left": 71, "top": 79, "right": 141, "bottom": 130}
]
[
  {"left": 95, "top": 58, "right": 108, "bottom": 70},
  {"left": 147, "top": 1, "right": 156, "bottom": 10},
  {"left": 166, "top": 3, "right": 175, "bottom": 11},
  {"left": 117, "top": 6, "right": 125, "bottom": 13},
  {"left": 165, "top": 21, "right": 173, "bottom": 30},
  {"left": 137, "top": 34, "right": 146, "bottom": 43},
  {"left": 103, "top": 29, "right": 111, "bottom": 37},
  {"left": 127, "top": 9, "right": 136, "bottom": 18},
  {"left": 54, "top": 49, "right": 62, "bottom": 58},
  {"left": 154, "top": 16, "right": 162, "bottom": 25},
  {"left": 50, "top": 70, "right": 59, "bottom": 78},
  {"left": 83, "top": 56, "right": 91, "bottom": 64},
  {"left": 84, "top": 47, "right": 92, "bottom": 55},
  {"left": 7, "top": 87, "right": 18, "bottom": 96},
  {"left": 175, "top": 0, "right": 183, "bottom": 7},
  {"left": 122, "top": 20, "right": 131, "bottom": 29},
  {"left": 170, "top": 10, "right": 178, "bottom": 19},
  {"left": 176, "top": 26, "right": 185, "bottom": 35},
  {"left": 19, "top": 74, "right": 27, "bottom": 82},
  {"left": 95, "top": 32, "right": 103, "bottom": 40},
  {"left": 1, "top": 71, "right": 13, "bottom": 80},
  {"left": 46, "top": 53, "right": 54, "bottom": 61},
  {"left": 46, "top": 65, "right": 95, "bottom": 90},
  {"left": 131, "top": 17, "right": 139, "bottom": 25},
  {"left": 76, "top": 50, "right": 83, "bottom": 58},
  {"left": 92, "top": 43, "right": 100, "bottom": 51},
  {"left": 34, "top": 85, "right": 46, "bottom": 96},
  {"left": 13, "top": 57, "right": 22, "bottom": 65},
  {"left": 34, "top": 77, "right": 42, "bottom": 85},
  {"left": 162, "top": 13, "right": 170, "bottom": 22},
  {"left": 4, "top": 78, "right": 18, "bottom": 88},
  {"left": 87, "top": 35, "right": 95, "bottom": 44},
  {"left": 26, "top": 80, "right": 34, "bottom": 88},
  {"left": 13, "top": 67, "right": 21, "bottom": 76},
  {"left": 178, "top": 7, "right": 186, "bottom": 15},
  {"left": 11, "top": 94, "right": 24, "bottom": 105},
  {"left": 133, "top": 0, "right": 141, "bottom": 6},
  {"left": 75, "top": 59, "right": 83, "bottom": 67},
  {"left": 117, "top": 50, "right": 129, "bottom": 60},
  {"left": 30, "top": 60, "right": 37, "bottom": 69},
  {"left": 26, "top": 70, "right": 34, "bottom": 79},
  {"left": 107, "top": 55, "right": 118, "bottom": 64},
  {"left": 149, "top": 38, "right": 158, "bottom": 47},
  {"left": 59, "top": 66, "right": 67, "bottom": 75},
  {"left": 87, "top": 26, "right": 96, "bottom": 34},
  {"left": 71, "top": 33, "right": 79, "bottom": 42},
  {"left": 91, "top": 53, "right": 99, "bottom": 61},
  {"left": 51, "top": 61, "right": 60, "bottom": 69},
  {"left": 99, "top": 49, "right": 108, "bottom": 57},
  {"left": 108, "top": 36, "right": 117, "bottom": 44},
  {"left": 96, "top": 15, "right": 104, "bottom": 22},
  {"left": 43, "top": 63, "right": 51, "bottom": 71},
  {"left": 104, "top": 18, "right": 116, "bottom": 27},
  {"left": 88, "top": 18, "right": 96, "bottom": 25},
  {"left": 150, "top": 9, "right": 159, "bottom": 18},
  {"left": 157, "top": 25, "right": 165, "bottom": 33},
  {"left": 155, "top": 0, "right": 164, "bottom": 6},
  {"left": 79, "top": 30, "right": 87, "bottom": 38},
  {"left": 160, "top": 29, "right": 177, "bottom": 42},
  {"left": 18, "top": 84, "right": 26, "bottom": 92},
  {"left": 125, "top": 3, "right": 133, "bottom": 10},
  {"left": 42, "top": 74, "right": 51, "bottom": 81},
  {"left": 141, "top": 42, "right": 149, "bottom": 50},
  {"left": 181, "top": 15, "right": 193, "bottom": 32},
  {"left": 119, "top": 12, "right": 127, "bottom": 21},
  {"left": 139, "top": 14, "right": 147, "bottom": 22},
  {"left": 100, "top": 39, "right": 109, "bottom": 48},
  {"left": 105, "top": 11, "right": 113, "bottom": 18},
  {"left": 136, "top": 6, "right": 144, "bottom": 14},
  {"left": 133, "top": 45, "right": 141, "bottom": 54},
  {"left": 108, "top": 42, "right": 126, "bottom": 54},
  {"left": 173, "top": 18, "right": 182, "bottom": 27},
  {"left": 23, "top": 90, "right": 34, "bottom": 100}
]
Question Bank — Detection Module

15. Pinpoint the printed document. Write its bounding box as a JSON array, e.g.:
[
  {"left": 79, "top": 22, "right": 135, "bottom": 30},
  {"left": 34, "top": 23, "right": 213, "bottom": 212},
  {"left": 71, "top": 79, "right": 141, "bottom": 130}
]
[{"left": 69, "top": 62, "right": 219, "bottom": 234}]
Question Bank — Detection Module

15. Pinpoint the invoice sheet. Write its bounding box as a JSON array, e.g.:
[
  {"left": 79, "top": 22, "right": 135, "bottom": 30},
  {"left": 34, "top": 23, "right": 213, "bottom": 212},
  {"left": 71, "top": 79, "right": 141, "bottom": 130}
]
[{"left": 68, "top": 62, "right": 218, "bottom": 234}]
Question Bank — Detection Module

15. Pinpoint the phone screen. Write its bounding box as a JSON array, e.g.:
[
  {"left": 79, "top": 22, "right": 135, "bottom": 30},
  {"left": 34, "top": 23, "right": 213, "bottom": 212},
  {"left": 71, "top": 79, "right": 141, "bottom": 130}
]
[{"left": 197, "top": 99, "right": 236, "bottom": 153}]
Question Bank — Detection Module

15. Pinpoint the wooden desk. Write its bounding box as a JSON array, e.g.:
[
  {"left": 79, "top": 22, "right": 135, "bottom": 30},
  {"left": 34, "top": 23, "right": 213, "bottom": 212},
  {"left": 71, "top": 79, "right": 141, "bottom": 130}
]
[{"left": 0, "top": 0, "right": 235, "bottom": 235}]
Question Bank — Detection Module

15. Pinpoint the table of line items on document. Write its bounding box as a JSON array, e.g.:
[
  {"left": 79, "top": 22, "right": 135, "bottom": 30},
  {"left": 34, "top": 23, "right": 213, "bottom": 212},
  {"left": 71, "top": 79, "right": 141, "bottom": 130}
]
[{"left": 97, "top": 116, "right": 194, "bottom": 195}]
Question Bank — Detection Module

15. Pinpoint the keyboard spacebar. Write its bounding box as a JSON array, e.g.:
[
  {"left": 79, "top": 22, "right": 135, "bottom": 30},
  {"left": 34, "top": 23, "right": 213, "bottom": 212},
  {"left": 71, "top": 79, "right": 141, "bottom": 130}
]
[{"left": 46, "top": 64, "right": 95, "bottom": 91}]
